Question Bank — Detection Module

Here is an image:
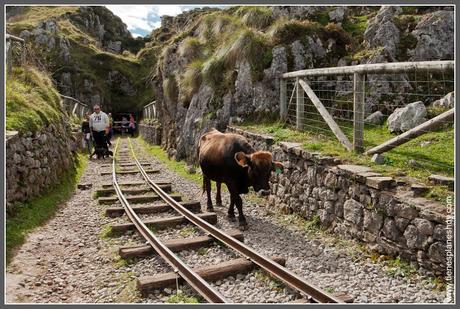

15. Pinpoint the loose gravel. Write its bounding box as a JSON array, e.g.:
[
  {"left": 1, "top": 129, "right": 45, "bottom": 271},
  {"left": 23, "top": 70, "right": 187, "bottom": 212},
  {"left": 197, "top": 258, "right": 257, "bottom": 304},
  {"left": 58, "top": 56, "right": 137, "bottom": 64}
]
[{"left": 6, "top": 138, "right": 447, "bottom": 304}]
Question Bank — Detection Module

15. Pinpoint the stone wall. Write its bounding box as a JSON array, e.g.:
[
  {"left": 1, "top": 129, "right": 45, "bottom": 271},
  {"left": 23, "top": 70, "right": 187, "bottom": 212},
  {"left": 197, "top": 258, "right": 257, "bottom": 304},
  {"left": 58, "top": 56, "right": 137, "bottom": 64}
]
[
  {"left": 227, "top": 126, "right": 450, "bottom": 276},
  {"left": 139, "top": 122, "right": 162, "bottom": 145},
  {"left": 6, "top": 121, "right": 82, "bottom": 214}
]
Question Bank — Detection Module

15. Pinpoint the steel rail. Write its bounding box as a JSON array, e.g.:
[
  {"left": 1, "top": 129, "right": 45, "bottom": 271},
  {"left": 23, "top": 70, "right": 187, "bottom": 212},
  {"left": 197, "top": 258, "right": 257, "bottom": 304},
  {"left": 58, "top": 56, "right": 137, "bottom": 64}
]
[
  {"left": 112, "top": 138, "right": 228, "bottom": 303},
  {"left": 128, "top": 138, "right": 342, "bottom": 303}
]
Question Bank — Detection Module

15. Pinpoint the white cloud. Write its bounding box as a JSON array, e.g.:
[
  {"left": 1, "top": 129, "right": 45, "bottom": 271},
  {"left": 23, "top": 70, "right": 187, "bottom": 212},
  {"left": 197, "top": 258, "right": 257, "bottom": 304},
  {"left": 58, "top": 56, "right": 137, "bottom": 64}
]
[
  {"left": 151, "top": 21, "right": 162, "bottom": 29},
  {"left": 106, "top": 5, "right": 157, "bottom": 31},
  {"left": 131, "top": 32, "right": 143, "bottom": 38},
  {"left": 155, "top": 5, "right": 184, "bottom": 16},
  {"left": 106, "top": 5, "right": 220, "bottom": 34}
]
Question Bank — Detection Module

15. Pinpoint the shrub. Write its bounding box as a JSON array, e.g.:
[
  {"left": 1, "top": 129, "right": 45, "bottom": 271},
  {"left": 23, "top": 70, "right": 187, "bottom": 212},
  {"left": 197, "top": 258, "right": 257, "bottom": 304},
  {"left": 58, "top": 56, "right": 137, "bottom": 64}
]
[
  {"left": 324, "top": 22, "right": 352, "bottom": 46},
  {"left": 268, "top": 19, "right": 322, "bottom": 45}
]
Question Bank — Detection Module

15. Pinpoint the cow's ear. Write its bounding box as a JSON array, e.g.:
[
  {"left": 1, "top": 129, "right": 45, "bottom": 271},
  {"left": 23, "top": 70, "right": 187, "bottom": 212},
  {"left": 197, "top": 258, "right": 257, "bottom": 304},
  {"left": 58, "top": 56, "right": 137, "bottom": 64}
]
[
  {"left": 235, "top": 152, "right": 251, "bottom": 168},
  {"left": 272, "top": 161, "right": 284, "bottom": 173}
]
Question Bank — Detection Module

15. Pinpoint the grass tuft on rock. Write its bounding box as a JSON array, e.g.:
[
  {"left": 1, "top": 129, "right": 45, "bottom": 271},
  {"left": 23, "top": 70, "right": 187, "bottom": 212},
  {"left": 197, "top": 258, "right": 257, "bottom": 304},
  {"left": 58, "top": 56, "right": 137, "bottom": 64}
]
[
  {"left": 177, "top": 60, "right": 203, "bottom": 106},
  {"left": 236, "top": 6, "right": 273, "bottom": 29}
]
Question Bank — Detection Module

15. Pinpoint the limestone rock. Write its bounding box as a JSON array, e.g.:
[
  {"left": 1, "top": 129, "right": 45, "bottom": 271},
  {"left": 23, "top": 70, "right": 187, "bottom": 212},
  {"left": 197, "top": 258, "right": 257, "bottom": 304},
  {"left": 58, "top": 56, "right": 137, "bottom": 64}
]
[
  {"left": 409, "top": 10, "right": 454, "bottom": 61},
  {"left": 343, "top": 198, "right": 364, "bottom": 227},
  {"left": 364, "top": 6, "right": 401, "bottom": 60},
  {"left": 431, "top": 92, "right": 454, "bottom": 110},
  {"left": 329, "top": 7, "right": 346, "bottom": 23},
  {"left": 387, "top": 101, "right": 427, "bottom": 133},
  {"left": 364, "top": 111, "right": 385, "bottom": 125}
]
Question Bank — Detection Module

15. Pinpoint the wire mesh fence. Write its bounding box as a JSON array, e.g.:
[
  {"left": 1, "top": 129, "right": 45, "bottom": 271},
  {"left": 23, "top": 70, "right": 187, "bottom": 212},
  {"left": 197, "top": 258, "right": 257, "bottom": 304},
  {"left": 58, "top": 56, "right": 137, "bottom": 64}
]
[{"left": 281, "top": 61, "right": 454, "bottom": 177}]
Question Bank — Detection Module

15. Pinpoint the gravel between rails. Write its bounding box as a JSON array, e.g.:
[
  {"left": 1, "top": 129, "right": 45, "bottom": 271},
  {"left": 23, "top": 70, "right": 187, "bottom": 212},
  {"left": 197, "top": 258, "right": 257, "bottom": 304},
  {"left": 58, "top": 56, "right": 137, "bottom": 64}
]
[{"left": 6, "top": 138, "right": 447, "bottom": 304}]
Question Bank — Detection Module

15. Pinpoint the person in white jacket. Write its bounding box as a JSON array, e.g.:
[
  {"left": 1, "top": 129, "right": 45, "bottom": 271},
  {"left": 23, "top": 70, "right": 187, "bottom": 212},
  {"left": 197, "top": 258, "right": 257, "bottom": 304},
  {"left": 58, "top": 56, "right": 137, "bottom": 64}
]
[{"left": 89, "top": 104, "right": 110, "bottom": 157}]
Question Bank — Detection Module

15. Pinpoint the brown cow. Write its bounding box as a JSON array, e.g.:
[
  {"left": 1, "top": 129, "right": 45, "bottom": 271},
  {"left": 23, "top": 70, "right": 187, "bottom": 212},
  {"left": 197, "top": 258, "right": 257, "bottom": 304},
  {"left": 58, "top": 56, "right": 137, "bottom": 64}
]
[{"left": 198, "top": 128, "right": 283, "bottom": 228}]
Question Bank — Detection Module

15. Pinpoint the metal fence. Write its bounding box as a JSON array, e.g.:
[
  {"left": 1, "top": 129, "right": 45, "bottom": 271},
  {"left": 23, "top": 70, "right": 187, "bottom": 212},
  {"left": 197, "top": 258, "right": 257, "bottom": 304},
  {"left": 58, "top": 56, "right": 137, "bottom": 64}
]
[
  {"left": 280, "top": 61, "right": 454, "bottom": 174},
  {"left": 142, "top": 101, "right": 157, "bottom": 120}
]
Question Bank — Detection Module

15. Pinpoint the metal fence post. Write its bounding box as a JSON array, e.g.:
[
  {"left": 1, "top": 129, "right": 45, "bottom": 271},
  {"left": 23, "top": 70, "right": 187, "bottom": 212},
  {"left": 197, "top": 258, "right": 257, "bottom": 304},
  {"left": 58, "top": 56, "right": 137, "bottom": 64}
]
[
  {"left": 296, "top": 77, "right": 304, "bottom": 130},
  {"left": 280, "top": 78, "right": 287, "bottom": 119},
  {"left": 353, "top": 73, "right": 365, "bottom": 153}
]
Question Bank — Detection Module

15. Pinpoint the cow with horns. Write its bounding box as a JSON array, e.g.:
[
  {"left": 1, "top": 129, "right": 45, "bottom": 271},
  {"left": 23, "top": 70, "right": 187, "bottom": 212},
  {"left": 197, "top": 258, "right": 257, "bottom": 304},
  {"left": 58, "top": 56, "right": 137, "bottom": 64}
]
[{"left": 198, "top": 128, "right": 284, "bottom": 228}]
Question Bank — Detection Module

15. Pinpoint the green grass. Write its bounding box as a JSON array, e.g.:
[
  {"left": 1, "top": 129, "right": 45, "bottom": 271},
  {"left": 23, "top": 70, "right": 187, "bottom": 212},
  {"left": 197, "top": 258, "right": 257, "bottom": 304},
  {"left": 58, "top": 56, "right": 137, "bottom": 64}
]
[
  {"left": 6, "top": 153, "right": 87, "bottom": 265},
  {"left": 237, "top": 120, "right": 454, "bottom": 202},
  {"left": 383, "top": 256, "right": 418, "bottom": 278},
  {"left": 179, "top": 226, "right": 199, "bottom": 237},
  {"left": 6, "top": 66, "right": 63, "bottom": 133},
  {"left": 166, "top": 292, "right": 200, "bottom": 304},
  {"left": 138, "top": 137, "right": 202, "bottom": 185}
]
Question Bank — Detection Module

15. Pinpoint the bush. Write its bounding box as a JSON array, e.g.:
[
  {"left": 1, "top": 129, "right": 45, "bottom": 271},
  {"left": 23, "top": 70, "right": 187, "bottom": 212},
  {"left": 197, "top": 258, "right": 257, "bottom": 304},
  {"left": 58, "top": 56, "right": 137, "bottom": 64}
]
[
  {"left": 324, "top": 22, "right": 352, "bottom": 46},
  {"left": 268, "top": 19, "right": 322, "bottom": 45}
]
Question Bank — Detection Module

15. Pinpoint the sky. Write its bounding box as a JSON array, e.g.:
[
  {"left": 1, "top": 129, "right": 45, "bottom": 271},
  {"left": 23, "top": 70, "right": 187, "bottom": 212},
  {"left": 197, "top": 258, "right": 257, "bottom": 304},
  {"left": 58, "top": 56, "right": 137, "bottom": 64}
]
[{"left": 105, "top": 5, "right": 226, "bottom": 38}]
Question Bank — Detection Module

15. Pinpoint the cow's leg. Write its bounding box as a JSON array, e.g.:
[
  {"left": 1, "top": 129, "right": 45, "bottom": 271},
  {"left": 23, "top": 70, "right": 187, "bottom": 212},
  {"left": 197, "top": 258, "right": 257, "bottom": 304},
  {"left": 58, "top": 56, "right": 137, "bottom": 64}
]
[
  {"left": 204, "top": 176, "right": 213, "bottom": 211},
  {"left": 215, "top": 182, "right": 222, "bottom": 207},
  {"left": 234, "top": 194, "right": 247, "bottom": 228},
  {"left": 227, "top": 195, "right": 236, "bottom": 221}
]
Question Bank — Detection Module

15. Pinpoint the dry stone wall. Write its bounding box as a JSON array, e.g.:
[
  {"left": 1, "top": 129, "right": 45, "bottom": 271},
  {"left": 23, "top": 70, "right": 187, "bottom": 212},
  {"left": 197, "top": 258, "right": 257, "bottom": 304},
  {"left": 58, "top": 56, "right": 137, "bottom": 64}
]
[
  {"left": 139, "top": 122, "right": 162, "bottom": 145},
  {"left": 6, "top": 122, "right": 82, "bottom": 213},
  {"left": 226, "top": 126, "right": 450, "bottom": 276}
]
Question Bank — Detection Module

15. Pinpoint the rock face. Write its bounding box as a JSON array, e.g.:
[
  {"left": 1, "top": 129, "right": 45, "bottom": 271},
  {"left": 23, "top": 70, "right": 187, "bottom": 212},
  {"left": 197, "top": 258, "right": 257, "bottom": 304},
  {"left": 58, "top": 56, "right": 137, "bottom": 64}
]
[
  {"left": 431, "top": 91, "right": 454, "bottom": 109},
  {"left": 364, "top": 6, "right": 402, "bottom": 60},
  {"left": 387, "top": 101, "right": 427, "bottom": 133},
  {"left": 329, "top": 7, "right": 346, "bottom": 23},
  {"left": 409, "top": 10, "right": 454, "bottom": 61},
  {"left": 6, "top": 121, "right": 82, "bottom": 213}
]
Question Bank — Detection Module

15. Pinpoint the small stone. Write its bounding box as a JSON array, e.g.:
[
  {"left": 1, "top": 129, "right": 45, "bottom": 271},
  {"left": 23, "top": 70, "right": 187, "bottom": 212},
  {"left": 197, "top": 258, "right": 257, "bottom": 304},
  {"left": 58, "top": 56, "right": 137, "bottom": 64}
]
[
  {"left": 428, "top": 174, "right": 454, "bottom": 190},
  {"left": 410, "top": 184, "right": 429, "bottom": 197},
  {"left": 371, "top": 154, "right": 385, "bottom": 165}
]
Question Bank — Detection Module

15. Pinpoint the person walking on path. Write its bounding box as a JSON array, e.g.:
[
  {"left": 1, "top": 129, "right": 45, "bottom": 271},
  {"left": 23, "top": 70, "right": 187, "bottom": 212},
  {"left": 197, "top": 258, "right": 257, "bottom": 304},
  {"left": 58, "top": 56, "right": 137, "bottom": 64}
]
[
  {"left": 89, "top": 104, "right": 110, "bottom": 157},
  {"left": 128, "top": 114, "right": 136, "bottom": 137},
  {"left": 107, "top": 112, "right": 113, "bottom": 146},
  {"left": 81, "top": 112, "right": 93, "bottom": 156}
]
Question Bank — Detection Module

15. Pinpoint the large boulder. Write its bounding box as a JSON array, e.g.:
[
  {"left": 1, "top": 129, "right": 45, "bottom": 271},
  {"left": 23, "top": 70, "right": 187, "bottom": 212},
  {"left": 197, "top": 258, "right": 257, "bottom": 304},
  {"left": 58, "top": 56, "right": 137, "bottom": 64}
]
[
  {"left": 409, "top": 10, "right": 454, "bottom": 61},
  {"left": 431, "top": 92, "right": 454, "bottom": 110},
  {"left": 387, "top": 101, "right": 427, "bottom": 133}
]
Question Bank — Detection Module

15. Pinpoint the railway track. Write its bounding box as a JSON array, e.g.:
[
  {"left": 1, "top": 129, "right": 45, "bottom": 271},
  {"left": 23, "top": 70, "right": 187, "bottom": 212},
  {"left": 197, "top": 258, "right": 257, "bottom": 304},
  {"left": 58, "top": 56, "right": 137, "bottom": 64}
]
[{"left": 101, "top": 137, "right": 342, "bottom": 303}]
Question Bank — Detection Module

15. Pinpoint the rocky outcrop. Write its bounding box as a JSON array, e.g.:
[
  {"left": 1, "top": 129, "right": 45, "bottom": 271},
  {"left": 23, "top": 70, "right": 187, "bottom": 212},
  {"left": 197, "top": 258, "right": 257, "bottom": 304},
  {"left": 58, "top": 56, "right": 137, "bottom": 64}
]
[
  {"left": 409, "top": 10, "right": 454, "bottom": 61},
  {"left": 387, "top": 101, "right": 427, "bottom": 133},
  {"left": 364, "top": 6, "right": 402, "bottom": 60}
]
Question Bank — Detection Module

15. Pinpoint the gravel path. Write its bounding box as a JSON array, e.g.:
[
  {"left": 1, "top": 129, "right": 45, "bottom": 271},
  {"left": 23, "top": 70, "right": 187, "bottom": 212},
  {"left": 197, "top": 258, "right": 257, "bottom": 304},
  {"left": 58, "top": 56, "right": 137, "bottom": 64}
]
[{"left": 6, "top": 138, "right": 447, "bottom": 304}]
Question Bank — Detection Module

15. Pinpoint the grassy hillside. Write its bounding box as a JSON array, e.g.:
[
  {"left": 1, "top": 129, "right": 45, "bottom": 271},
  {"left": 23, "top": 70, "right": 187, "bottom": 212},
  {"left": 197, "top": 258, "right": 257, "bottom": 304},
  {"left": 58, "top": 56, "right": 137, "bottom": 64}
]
[
  {"left": 7, "top": 6, "right": 154, "bottom": 113},
  {"left": 6, "top": 66, "right": 63, "bottom": 133}
]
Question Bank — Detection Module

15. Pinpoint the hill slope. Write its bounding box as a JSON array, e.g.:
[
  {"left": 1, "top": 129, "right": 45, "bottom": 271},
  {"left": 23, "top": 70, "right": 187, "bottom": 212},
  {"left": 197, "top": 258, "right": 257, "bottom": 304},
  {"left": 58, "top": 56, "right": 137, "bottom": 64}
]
[{"left": 7, "top": 6, "right": 154, "bottom": 113}]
